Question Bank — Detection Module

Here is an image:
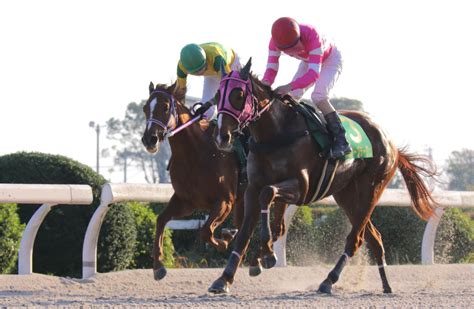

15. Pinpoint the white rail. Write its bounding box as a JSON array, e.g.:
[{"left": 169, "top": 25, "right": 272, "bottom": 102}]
[
  {"left": 0, "top": 184, "right": 93, "bottom": 275},
  {"left": 3, "top": 183, "right": 471, "bottom": 277}
]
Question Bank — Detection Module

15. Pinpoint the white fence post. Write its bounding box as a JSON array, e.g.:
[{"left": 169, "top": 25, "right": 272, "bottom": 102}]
[
  {"left": 273, "top": 204, "right": 298, "bottom": 267},
  {"left": 82, "top": 183, "right": 175, "bottom": 279},
  {"left": 421, "top": 207, "right": 445, "bottom": 264},
  {"left": 18, "top": 203, "right": 55, "bottom": 274},
  {"left": 0, "top": 184, "right": 93, "bottom": 275}
]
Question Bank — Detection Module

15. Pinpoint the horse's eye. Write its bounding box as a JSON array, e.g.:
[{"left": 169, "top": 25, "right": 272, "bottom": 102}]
[{"left": 229, "top": 88, "right": 245, "bottom": 110}]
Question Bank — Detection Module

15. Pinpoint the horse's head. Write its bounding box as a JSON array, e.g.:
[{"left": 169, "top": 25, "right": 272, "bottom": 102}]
[
  {"left": 141, "top": 82, "right": 182, "bottom": 153},
  {"left": 214, "top": 58, "right": 257, "bottom": 151}
]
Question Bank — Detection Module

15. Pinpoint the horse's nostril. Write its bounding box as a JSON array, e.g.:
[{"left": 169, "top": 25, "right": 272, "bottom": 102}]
[{"left": 150, "top": 135, "right": 158, "bottom": 145}]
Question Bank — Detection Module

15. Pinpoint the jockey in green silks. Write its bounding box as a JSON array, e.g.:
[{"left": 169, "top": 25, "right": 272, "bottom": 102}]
[{"left": 177, "top": 42, "right": 241, "bottom": 119}]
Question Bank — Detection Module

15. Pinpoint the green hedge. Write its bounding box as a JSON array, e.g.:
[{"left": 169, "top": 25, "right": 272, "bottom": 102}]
[
  {"left": 128, "top": 202, "right": 174, "bottom": 269},
  {"left": 0, "top": 204, "right": 24, "bottom": 273},
  {"left": 311, "top": 206, "right": 474, "bottom": 265},
  {"left": 0, "top": 152, "right": 137, "bottom": 277}
]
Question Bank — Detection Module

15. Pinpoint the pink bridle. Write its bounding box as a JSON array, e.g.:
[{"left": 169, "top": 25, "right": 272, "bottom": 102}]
[{"left": 217, "top": 71, "right": 271, "bottom": 132}]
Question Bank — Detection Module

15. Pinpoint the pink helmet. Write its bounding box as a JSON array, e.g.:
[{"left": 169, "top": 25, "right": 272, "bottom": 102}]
[{"left": 271, "top": 17, "right": 300, "bottom": 49}]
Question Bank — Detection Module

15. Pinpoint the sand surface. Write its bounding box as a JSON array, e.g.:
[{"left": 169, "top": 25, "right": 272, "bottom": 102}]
[{"left": 1, "top": 264, "right": 473, "bottom": 308}]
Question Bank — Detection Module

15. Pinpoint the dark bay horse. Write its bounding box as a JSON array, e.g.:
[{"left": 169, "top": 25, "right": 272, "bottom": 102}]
[
  {"left": 141, "top": 82, "right": 287, "bottom": 280},
  {"left": 209, "top": 59, "right": 438, "bottom": 294}
]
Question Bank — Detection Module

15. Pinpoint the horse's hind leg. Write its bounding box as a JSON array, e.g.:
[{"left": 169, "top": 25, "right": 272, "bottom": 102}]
[
  {"left": 365, "top": 220, "right": 392, "bottom": 293},
  {"left": 200, "top": 200, "right": 233, "bottom": 252},
  {"left": 153, "top": 194, "right": 193, "bottom": 280},
  {"left": 318, "top": 181, "right": 376, "bottom": 294}
]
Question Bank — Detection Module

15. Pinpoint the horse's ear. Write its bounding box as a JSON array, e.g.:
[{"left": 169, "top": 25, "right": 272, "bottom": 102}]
[
  {"left": 239, "top": 57, "right": 252, "bottom": 80},
  {"left": 168, "top": 81, "right": 178, "bottom": 94},
  {"left": 149, "top": 82, "right": 154, "bottom": 95}
]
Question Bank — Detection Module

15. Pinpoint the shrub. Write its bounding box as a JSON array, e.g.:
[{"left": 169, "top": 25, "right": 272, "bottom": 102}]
[
  {"left": 313, "top": 207, "right": 351, "bottom": 263},
  {"left": 0, "top": 152, "right": 137, "bottom": 277},
  {"left": 97, "top": 203, "right": 137, "bottom": 272},
  {"left": 371, "top": 207, "right": 426, "bottom": 264},
  {"left": 286, "top": 206, "right": 320, "bottom": 265},
  {"left": 434, "top": 208, "right": 474, "bottom": 263},
  {"left": 0, "top": 204, "right": 24, "bottom": 273},
  {"left": 128, "top": 202, "right": 174, "bottom": 268}
]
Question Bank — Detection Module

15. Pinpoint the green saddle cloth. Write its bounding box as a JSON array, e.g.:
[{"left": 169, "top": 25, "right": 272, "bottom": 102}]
[{"left": 292, "top": 102, "right": 373, "bottom": 159}]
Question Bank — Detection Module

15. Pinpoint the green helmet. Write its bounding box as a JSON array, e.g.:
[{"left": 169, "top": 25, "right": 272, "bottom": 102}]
[{"left": 180, "top": 43, "right": 206, "bottom": 73}]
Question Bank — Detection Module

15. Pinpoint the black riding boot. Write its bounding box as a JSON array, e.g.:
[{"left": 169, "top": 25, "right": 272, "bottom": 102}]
[{"left": 324, "top": 111, "right": 352, "bottom": 159}]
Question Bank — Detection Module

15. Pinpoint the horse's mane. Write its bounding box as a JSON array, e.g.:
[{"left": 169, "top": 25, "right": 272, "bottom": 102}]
[{"left": 250, "top": 73, "right": 275, "bottom": 99}]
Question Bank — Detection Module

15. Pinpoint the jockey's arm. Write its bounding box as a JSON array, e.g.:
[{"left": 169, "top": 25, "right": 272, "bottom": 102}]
[{"left": 177, "top": 62, "right": 188, "bottom": 89}]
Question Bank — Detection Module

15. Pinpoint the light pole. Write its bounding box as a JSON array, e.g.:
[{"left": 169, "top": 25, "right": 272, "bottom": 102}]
[{"left": 89, "top": 121, "right": 101, "bottom": 174}]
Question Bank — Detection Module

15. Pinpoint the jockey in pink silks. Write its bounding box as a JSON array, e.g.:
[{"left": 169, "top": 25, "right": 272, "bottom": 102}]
[{"left": 263, "top": 17, "right": 351, "bottom": 159}]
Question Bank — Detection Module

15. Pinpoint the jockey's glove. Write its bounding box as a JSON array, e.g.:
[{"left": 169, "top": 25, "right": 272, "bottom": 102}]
[{"left": 193, "top": 101, "right": 213, "bottom": 118}]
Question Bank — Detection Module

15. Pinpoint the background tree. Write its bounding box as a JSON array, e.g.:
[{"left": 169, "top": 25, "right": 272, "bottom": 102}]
[
  {"left": 331, "top": 97, "right": 365, "bottom": 111},
  {"left": 106, "top": 100, "right": 170, "bottom": 183},
  {"left": 446, "top": 149, "right": 474, "bottom": 191},
  {"left": 106, "top": 95, "right": 200, "bottom": 183}
]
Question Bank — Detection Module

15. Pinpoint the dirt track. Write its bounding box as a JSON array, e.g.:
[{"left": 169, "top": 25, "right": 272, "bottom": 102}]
[{"left": 1, "top": 264, "right": 473, "bottom": 308}]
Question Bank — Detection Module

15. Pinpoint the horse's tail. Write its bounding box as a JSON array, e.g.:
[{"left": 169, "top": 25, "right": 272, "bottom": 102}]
[{"left": 397, "top": 147, "right": 439, "bottom": 220}]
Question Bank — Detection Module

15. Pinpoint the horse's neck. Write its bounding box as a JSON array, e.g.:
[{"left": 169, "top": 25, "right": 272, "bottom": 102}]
[
  {"left": 168, "top": 102, "right": 204, "bottom": 157},
  {"left": 249, "top": 99, "right": 291, "bottom": 142}
]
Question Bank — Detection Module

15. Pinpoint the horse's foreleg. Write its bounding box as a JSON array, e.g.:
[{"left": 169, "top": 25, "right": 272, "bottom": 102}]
[
  {"left": 200, "top": 200, "right": 233, "bottom": 252},
  {"left": 365, "top": 220, "right": 392, "bottom": 293},
  {"left": 208, "top": 186, "right": 260, "bottom": 294},
  {"left": 259, "top": 178, "right": 301, "bottom": 269},
  {"left": 153, "top": 194, "right": 192, "bottom": 280}
]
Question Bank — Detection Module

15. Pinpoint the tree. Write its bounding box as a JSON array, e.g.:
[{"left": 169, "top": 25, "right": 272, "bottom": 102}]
[
  {"left": 106, "top": 95, "right": 200, "bottom": 183},
  {"left": 106, "top": 100, "right": 170, "bottom": 183},
  {"left": 301, "top": 97, "right": 365, "bottom": 112},
  {"left": 331, "top": 97, "right": 365, "bottom": 111},
  {"left": 446, "top": 149, "right": 474, "bottom": 191}
]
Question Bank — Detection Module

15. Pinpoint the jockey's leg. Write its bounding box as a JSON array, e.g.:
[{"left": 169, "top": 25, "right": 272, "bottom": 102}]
[
  {"left": 318, "top": 100, "right": 352, "bottom": 159},
  {"left": 311, "top": 46, "right": 350, "bottom": 159},
  {"left": 202, "top": 76, "right": 219, "bottom": 120}
]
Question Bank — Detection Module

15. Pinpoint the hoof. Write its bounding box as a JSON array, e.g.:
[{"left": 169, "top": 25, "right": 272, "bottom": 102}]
[
  {"left": 383, "top": 286, "right": 393, "bottom": 294},
  {"left": 318, "top": 279, "right": 333, "bottom": 294},
  {"left": 208, "top": 278, "right": 230, "bottom": 294},
  {"left": 153, "top": 267, "right": 167, "bottom": 281},
  {"left": 262, "top": 253, "right": 277, "bottom": 269},
  {"left": 249, "top": 264, "right": 263, "bottom": 277}
]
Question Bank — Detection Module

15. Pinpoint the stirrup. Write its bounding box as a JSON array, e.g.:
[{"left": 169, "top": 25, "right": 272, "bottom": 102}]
[{"left": 328, "top": 144, "right": 352, "bottom": 159}]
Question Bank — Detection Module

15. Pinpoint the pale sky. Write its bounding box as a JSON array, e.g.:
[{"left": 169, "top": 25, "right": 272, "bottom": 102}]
[{"left": 1, "top": 0, "right": 473, "bottom": 183}]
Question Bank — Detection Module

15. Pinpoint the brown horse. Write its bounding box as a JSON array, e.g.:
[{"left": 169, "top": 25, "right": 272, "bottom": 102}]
[
  {"left": 141, "top": 82, "right": 287, "bottom": 280},
  {"left": 141, "top": 82, "right": 246, "bottom": 280},
  {"left": 209, "top": 58, "right": 438, "bottom": 294}
]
